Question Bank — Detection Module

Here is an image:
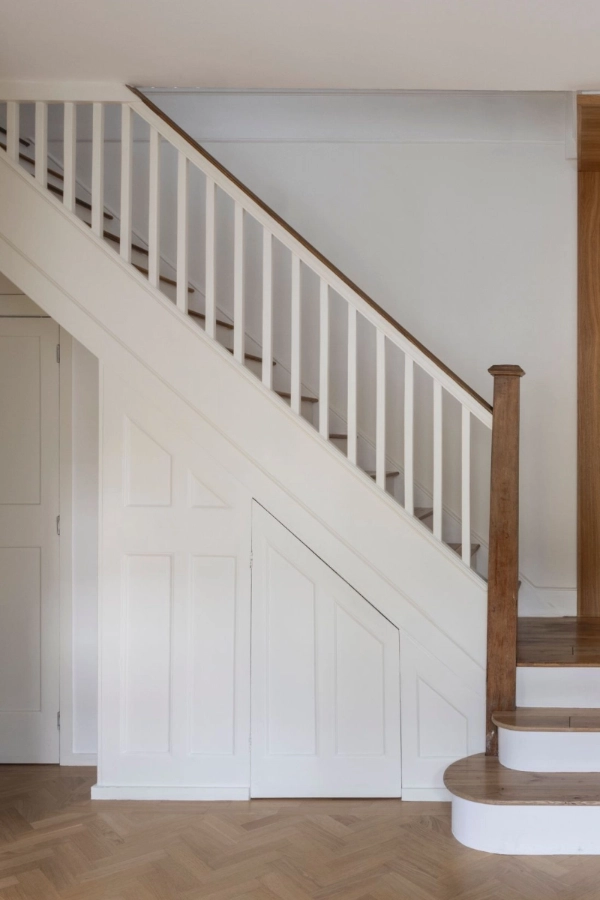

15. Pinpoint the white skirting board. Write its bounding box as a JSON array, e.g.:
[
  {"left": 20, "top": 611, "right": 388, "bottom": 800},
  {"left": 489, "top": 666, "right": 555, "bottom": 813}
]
[
  {"left": 517, "top": 667, "right": 600, "bottom": 707},
  {"left": 91, "top": 785, "right": 250, "bottom": 801},
  {"left": 499, "top": 727, "right": 600, "bottom": 773},
  {"left": 451, "top": 796, "right": 600, "bottom": 855}
]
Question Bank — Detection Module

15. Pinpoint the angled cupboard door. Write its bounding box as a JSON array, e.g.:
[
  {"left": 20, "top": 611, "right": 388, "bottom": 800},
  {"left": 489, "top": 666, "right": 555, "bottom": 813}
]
[
  {"left": 0, "top": 318, "right": 60, "bottom": 762},
  {"left": 251, "top": 503, "right": 401, "bottom": 798}
]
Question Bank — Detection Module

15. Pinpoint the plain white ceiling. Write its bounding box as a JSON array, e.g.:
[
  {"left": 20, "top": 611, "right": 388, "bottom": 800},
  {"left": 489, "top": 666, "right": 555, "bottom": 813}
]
[{"left": 1, "top": 0, "right": 599, "bottom": 91}]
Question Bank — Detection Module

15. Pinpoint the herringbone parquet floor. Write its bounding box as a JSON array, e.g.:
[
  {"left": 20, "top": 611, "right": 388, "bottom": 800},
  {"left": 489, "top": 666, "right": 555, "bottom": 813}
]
[{"left": 1, "top": 766, "right": 600, "bottom": 900}]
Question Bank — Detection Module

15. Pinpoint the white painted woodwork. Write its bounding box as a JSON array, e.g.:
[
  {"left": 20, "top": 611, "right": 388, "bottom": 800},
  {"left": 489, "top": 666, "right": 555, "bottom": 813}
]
[
  {"left": 347, "top": 305, "right": 357, "bottom": 465},
  {"left": 261, "top": 229, "right": 273, "bottom": 388},
  {"left": 517, "top": 668, "right": 600, "bottom": 708},
  {"left": 251, "top": 504, "right": 401, "bottom": 798},
  {"left": 204, "top": 178, "right": 216, "bottom": 339},
  {"left": 461, "top": 407, "right": 471, "bottom": 565},
  {"left": 233, "top": 202, "right": 245, "bottom": 362},
  {"left": 451, "top": 795, "right": 600, "bottom": 855},
  {"left": 433, "top": 380, "right": 443, "bottom": 540},
  {"left": 91, "top": 102, "right": 104, "bottom": 236},
  {"left": 176, "top": 151, "right": 188, "bottom": 313},
  {"left": 34, "top": 102, "right": 47, "bottom": 188},
  {"left": 375, "top": 330, "right": 386, "bottom": 489},
  {"left": 290, "top": 254, "right": 301, "bottom": 414},
  {"left": 318, "top": 279, "right": 329, "bottom": 439},
  {"left": 147, "top": 127, "right": 160, "bottom": 288},
  {"left": 498, "top": 726, "right": 600, "bottom": 773},
  {"left": 119, "top": 104, "right": 133, "bottom": 264},
  {"left": 0, "top": 318, "right": 60, "bottom": 762},
  {"left": 96, "top": 370, "right": 251, "bottom": 795},
  {"left": 404, "top": 356, "right": 414, "bottom": 516},
  {"left": 62, "top": 102, "right": 76, "bottom": 213},
  {"left": 5, "top": 102, "right": 19, "bottom": 160}
]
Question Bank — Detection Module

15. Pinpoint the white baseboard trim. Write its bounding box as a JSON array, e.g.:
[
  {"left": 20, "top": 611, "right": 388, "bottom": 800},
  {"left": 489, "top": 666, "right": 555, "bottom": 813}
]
[
  {"left": 91, "top": 784, "right": 251, "bottom": 801},
  {"left": 401, "top": 788, "right": 451, "bottom": 802},
  {"left": 61, "top": 752, "right": 97, "bottom": 767}
]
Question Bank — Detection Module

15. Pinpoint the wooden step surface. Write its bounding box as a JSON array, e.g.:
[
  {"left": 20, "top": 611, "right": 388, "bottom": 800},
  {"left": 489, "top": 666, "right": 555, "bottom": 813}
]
[
  {"left": 277, "top": 391, "right": 318, "bottom": 403},
  {"left": 0, "top": 125, "right": 30, "bottom": 148},
  {"left": 493, "top": 708, "right": 600, "bottom": 732},
  {"left": 226, "top": 348, "right": 273, "bottom": 365},
  {"left": 132, "top": 263, "right": 194, "bottom": 293},
  {"left": 415, "top": 507, "right": 433, "bottom": 521},
  {"left": 449, "top": 542, "right": 480, "bottom": 557},
  {"left": 0, "top": 141, "right": 63, "bottom": 180},
  {"left": 367, "top": 470, "right": 399, "bottom": 479},
  {"left": 46, "top": 182, "right": 113, "bottom": 219},
  {"left": 188, "top": 309, "right": 234, "bottom": 330},
  {"left": 102, "top": 230, "right": 149, "bottom": 256},
  {"left": 518, "top": 616, "right": 600, "bottom": 667},
  {"left": 329, "top": 433, "right": 348, "bottom": 440},
  {"left": 444, "top": 753, "right": 600, "bottom": 805}
]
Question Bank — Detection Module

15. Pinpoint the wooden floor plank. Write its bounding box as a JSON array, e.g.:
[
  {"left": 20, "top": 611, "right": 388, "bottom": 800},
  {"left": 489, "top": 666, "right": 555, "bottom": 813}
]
[{"left": 2, "top": 766, "right": 600, "bottom": 898}]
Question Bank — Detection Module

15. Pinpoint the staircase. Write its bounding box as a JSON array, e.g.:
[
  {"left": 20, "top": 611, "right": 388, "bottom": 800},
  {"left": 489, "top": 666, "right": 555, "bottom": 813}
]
[{"left": 2, "top": 85, "right": 593, "bottom": 848}]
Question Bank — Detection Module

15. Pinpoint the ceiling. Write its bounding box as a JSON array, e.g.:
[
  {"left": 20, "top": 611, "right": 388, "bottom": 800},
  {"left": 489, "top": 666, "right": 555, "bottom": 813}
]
[{"left": 1, "top": 0, "right": 599, "bottom": 91}]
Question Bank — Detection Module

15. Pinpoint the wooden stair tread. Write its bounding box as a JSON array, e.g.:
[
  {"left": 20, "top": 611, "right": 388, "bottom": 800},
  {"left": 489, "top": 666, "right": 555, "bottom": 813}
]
[
  {"left": 226, "top": 348, "right": 273, "bottom": 365},
  {"left": 415, "top": 507, "right": 433, "bottom": 521},
  {"left": 367, "top": 471, "right": 399, "bottom": 479},
  {"left": 188, "top": 309, "right": 233, "bottom": 330},
  {"left": 444, "top": 753, "right": 600, "bottom": 805},
  {"left": 0, "top": 142, "right": 63, "bottom": 180},
  {"left": 448, "top": 542, "right": 480, "bottom": 556},
  {"left": 0, "top": 125, "right": 30, "bottom": 147},
  {"left": 132, "top": 264, "right": 194, "bottom": 293},
  {"left": 329, "top": 433, "right": 348, "bottom": 440},
  {"left": 517, "top": 617, "right": 600, "bottom": 667},
  {"left": 277, "top": 391, "right": 318, "bottom": 403},
  {"left": 46, "top": 182, "right": 114, "bottom": 219},
  {"left": 493, "top": 708, "right": 600, "bottom": 732},
  {"left": 102, "top": 230, "right": 148, "bottom": 256}
]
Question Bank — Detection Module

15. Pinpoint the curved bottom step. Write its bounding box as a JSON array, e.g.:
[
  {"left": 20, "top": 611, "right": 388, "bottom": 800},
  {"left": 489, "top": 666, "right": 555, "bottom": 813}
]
[
  {"left": 495, "top": 708, "right": 600, "bottom": 772},
  {"left": 445, "top": 754, "right": 600, "bottom": 855}
]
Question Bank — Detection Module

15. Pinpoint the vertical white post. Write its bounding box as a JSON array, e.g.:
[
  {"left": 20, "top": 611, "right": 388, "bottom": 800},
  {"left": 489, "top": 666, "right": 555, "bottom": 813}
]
[
  {"left": 262, "top": 229, "right": 273, "bottom": 388},
  {"left": 205, "top": 178, "right": 216, "bottom": 339},
  {"left": 404, "top": 355, "right": 414, "bottom": 516},
  {"left": 176, "top": 151, "right": 189, "bottom": 313},
  {"left": 233, "top": 202, "right": 245, "bottom": 362},
  {"left": 347, "top": 306, "right": 358, "bottom": 465},
  {"left": 34, "top": 102, "right": 47, "bottom": 188},
  {"left": 148, "top": 127, "right": 160, "bottom": 288},
  {"left": 433, "top": 380, "right": 443, "bottom": 540},
  {"left": 63, "top": 102, "right": 76, "bottom": 213},
  {"left": 290, "top": 254, "right": 302, "bottom": 414},
  {"left": 319, "top": 279, "right": 330, "bottom": 438},
  {"left": 91, "top": 103, "right": 104, "bottom": 236},
  {"left": 461, "top": 406, "right": 472, "bottom": 566},
  {"left": 376, "top": 330, "right": 386, "bottom": 489},
  {"left": 5, "top": 101, "right": 18, "bottom": 160},
  {"left": 120, "top": 104, "right": 132, "bottom": 263}
]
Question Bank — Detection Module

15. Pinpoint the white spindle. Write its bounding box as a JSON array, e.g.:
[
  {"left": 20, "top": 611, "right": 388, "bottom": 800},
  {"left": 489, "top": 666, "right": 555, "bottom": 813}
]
[
  {"left": 148, "top": 127, "right": 160, "bottom": 288},
  {"left": 205, "top": 179, "right": 216, "bottom": 339},
  {"left": 404, "top": 356, "right": 414, "bottom": 515},
  {"left": 347, "top": 306, "right": 358, "bottom": 465},
  {"left": 63, "top": 102, "right": 76, "bottom": 213},
  {"left": 319, "top": 280, "right": 330, "bottom": 438},
  {"left": 233, "top": 202, "right": 245, "bottom": 362},
  {"left": 34, "top": 102, "right": 47, "bottom": 188},
  {"left": 5, "top": 101, "right": 18, "bottom": 160},
  {"left": 119, "top": 104, "right": 132, "bottom": 263},
  {"left": 376, "top": 330, "right": 386, "bottom": 489},
  {"left": 433, "top": 380, "right": 443, "bottom": 540},
  {"left": 461, "top": 406, "right": 471, "bottom": 566},
  {"left": 290, "top": 254, "right": 302, "bottom": 414},
  {"left": 262, "top": 229, "right": 273, "bottom": 388},
  {"left": 176, "top": 151, "right": 189, "bottom": 312},
  {"left": 91, "top": 103, "right": 104, "bottom": 236}
]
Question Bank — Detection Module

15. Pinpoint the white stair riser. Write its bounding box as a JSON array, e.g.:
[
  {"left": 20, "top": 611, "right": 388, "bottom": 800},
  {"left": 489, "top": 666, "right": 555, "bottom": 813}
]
[
  {"left": 517, "top": 667, "right": 600, "bottom": 707},
  {"left": 452, "top": 796, "right": 600, "bottom": 854},
  {"left": 498, "top": 726, "right": 600, "bottom": 772}
]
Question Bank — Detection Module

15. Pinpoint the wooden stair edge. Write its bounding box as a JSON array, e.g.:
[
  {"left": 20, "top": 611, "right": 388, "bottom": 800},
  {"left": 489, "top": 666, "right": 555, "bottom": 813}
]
[
  {"left": 276, "top": 391, "right": 318, "bottom": 403},
  {"left": 492, "top": 708, "right": 600, "bottom": 732},
  {"left": 444, "top": 753, "right": 600, "bottom": 805},
  {"left": 188, "top": 309, "right": 233, "bottom": 330},
  {"left": 132, "top": 264, "right": 194, "bottom": 293}
]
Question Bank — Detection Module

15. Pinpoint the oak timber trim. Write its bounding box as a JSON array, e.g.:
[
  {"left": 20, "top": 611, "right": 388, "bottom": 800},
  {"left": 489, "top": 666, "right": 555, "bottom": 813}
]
[
  {"left": 578, "top": 95, "right": 600, "bottom": 615},
  {"left": 486, "top": 364, "right": 524, "bottom": 756},
  {"left": 127, "top": 85, "right": 492, "bottom": 415}
]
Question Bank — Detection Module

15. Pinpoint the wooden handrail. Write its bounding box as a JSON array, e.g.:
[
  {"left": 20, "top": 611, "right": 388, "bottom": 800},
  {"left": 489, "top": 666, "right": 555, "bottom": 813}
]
[
  {"left": 485, "top": 364, "right": 524, "bottom": 756},
  {"left": 127, "top": 86, "right": 492, "bottom": 415}
]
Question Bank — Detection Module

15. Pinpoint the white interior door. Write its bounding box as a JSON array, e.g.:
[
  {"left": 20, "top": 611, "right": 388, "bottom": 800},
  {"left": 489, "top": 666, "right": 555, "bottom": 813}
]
[
  {"left": 251, "top": 503, "right": 401, "bottom": 798},
  {"left": 0, "top": 317, "right": 60, "bottom": 762}
]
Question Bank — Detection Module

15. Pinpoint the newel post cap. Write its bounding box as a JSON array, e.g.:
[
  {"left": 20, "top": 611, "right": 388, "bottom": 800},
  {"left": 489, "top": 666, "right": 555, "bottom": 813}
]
[{"left": 488, "top": 365, "right": 525, "bottom": 377}]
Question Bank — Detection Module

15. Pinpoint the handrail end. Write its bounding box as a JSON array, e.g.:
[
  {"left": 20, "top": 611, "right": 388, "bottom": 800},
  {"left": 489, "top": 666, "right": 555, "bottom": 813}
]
[{"left": 488, "top": 365, "right": 525, "bottom": 378}]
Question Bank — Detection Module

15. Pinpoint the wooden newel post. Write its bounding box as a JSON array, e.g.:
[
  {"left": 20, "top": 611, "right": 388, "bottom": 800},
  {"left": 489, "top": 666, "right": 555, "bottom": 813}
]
[{"left": 486, "top": 365, "right": 525, "bottom": 756}]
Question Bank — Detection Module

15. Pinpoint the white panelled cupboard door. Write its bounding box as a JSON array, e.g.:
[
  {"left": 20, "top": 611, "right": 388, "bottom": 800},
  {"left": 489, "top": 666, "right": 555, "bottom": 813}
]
[
  {"left": 251, "top": 503, "right": 401, "bottom": 798},
  {"left": 0, "top": 318, "right": 60, "bottom": 762}
]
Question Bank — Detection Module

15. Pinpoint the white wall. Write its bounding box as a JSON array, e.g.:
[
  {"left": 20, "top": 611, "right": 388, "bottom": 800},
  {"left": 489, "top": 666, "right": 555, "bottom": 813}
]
[{"left": 146, "top": 90, "right": 578, "bottom": 613}]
